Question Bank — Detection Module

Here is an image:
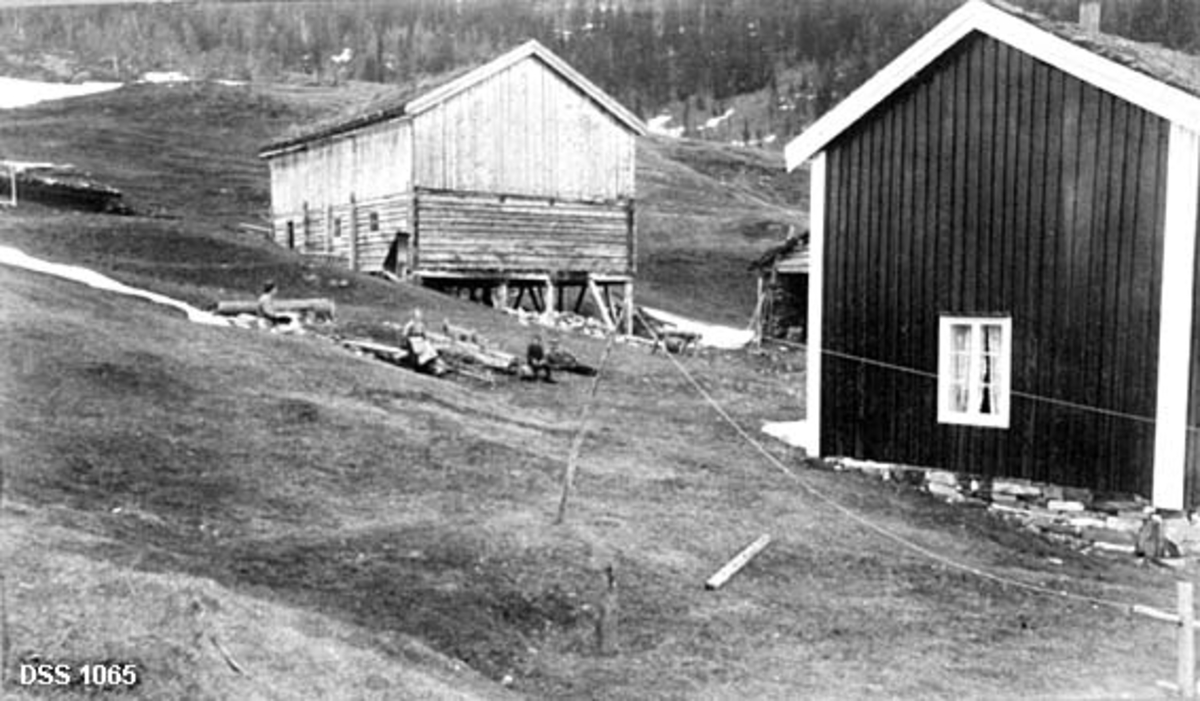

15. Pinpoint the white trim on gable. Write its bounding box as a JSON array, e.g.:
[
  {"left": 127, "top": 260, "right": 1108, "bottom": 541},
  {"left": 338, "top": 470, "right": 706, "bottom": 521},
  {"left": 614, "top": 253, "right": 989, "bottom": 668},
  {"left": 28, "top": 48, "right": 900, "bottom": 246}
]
[
  {"left": 785, "top": 0, "right": 1200, "bottom": 171},
  {"left": 1152, "top": 123, "right": 1200, "bottom": 510},
  {"left": 803, "top": 152, "right": 826, "bottom": 456}
]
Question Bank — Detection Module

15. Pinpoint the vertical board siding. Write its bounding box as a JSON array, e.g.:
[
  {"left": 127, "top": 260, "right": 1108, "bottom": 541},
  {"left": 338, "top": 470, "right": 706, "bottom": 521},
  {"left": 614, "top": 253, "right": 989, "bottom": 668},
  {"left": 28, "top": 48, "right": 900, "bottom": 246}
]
[
  {"left": 820, "top": 32, "right": 1167, "bottom": 496},
  {"left": 268, "top": 119, "right": 412, "bottom": 216},
  {"left": 411, "top": 56, "right": 635, "bottom": 202},
  {"left": 271, "top": 194, "right": 408, "bottom": 270}
]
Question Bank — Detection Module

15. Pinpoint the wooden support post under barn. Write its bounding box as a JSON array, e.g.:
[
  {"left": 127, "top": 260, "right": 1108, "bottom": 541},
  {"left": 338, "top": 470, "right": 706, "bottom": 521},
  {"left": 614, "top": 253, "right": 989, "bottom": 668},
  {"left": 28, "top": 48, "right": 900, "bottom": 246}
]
[
  {"left": 623, "top": 280, "right": 634, "bottom": 336},
  {"left": 544, "top": 277, "right": 556, "bottom": 317},
  {"left": 587, "top": 277, "right": 616, "bottom": 331}
]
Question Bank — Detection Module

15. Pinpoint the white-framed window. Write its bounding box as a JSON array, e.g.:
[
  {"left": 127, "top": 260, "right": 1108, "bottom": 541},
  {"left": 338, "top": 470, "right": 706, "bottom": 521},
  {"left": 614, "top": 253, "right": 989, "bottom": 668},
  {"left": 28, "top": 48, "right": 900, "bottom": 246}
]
[{"left": 937, "top": 315, "right": 1012, "bottom": 428}]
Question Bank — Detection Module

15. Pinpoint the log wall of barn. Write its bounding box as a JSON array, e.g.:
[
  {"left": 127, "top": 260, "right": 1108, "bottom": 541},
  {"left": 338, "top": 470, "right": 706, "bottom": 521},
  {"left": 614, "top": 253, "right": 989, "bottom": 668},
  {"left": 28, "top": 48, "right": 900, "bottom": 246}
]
[
  {"left": 411, "top": 57, "right": 635, "bottom": 203},
  {"left": 415, "top": 191, "right": 631, "bottom": 274},
  {"left": 819, "top": 32, "right": 1168, "bottom": 498}
]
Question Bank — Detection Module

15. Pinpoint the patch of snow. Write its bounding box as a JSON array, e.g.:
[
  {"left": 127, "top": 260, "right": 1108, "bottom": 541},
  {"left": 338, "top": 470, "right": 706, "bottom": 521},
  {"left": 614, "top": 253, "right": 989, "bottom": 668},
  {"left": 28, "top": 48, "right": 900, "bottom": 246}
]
[
  {"left": 763, "top": 134, "right": 777, "bottom": 144},
  {"left": 0, "top": 77, "right": 122, "bottom": 109},
  {"left": 330, "top": 47, "right": 353, "bottom": 65},
  {"left": 701, "top": 107, "right": 735, "bottom": 131},
  {"left": 215, "top": 79, "right": 247, "bottom": 87},
  {"left": 0, "top": 245, "right": 231, "bottom": 327},
  {"left": 141, "top": 71, "right": 189, "bottom": 84},
  {"left": 640, "top": 306, "right": 754, "bottom": 350},
  {"left": 647, "top": 114, "right": 684, "bottom": 139},
  {"left": 1, "top": 160, "right": 71, "bottom": 172},
  {"left": 762, "top": 420, "right": 809, "bottom": 450}
]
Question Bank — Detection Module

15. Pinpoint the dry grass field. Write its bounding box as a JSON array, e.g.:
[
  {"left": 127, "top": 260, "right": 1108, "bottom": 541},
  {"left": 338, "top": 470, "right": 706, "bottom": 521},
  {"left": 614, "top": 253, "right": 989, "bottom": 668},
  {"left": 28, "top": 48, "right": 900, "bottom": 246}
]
[{"left": 0, "top": 81, "right": 1193, "bottom": 699}]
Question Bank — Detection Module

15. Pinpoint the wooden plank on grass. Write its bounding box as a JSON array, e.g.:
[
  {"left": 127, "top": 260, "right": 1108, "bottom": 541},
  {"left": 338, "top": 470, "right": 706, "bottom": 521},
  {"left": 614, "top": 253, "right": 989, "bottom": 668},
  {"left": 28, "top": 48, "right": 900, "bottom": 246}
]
[{"left": 705, "top": 534, "right": 771, "bottom": 590}]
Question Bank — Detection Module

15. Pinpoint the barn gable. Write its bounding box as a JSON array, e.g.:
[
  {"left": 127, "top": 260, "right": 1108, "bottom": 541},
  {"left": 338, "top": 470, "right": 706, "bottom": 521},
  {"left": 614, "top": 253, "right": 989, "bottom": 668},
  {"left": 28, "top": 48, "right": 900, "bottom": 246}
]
[
  {"left": 410, "top": 50, "right": 637, "bottom": 201},
  {"left": 785, "top": 0, "right": 1200, "bottom": 509},
  {"left": 261, "top": 40, "right": 644, "bottom": 160}
]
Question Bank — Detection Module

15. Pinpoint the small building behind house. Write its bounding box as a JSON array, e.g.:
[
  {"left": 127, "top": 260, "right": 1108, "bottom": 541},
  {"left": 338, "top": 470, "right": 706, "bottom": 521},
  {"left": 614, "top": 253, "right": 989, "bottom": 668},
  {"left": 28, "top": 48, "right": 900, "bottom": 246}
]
[{"left": 750, "top": 227, "right": 809, "bottom": 344}]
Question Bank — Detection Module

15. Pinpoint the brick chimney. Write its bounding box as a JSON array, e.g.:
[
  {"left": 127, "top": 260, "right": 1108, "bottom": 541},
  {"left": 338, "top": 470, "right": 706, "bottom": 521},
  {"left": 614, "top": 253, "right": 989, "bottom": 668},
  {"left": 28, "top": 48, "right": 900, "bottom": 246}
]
[{"left": 1079, "top": 0, "right": 1101, "bottom": 35}]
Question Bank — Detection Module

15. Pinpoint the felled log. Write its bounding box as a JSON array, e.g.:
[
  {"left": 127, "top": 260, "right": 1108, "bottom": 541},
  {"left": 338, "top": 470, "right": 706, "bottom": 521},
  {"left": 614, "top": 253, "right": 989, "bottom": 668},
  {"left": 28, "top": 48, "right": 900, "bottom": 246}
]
[
  {"left": 341, "top": 338, "right": 409, "bottom": 365},
  {"left": 215, "top": 298, "right": 336, "bottom": 322},
  {"left": 442, "top": 319, "right": 482, "bottom": 345},
  {"left": 426, "top": 331, "right": 519, "bottom": 373}
]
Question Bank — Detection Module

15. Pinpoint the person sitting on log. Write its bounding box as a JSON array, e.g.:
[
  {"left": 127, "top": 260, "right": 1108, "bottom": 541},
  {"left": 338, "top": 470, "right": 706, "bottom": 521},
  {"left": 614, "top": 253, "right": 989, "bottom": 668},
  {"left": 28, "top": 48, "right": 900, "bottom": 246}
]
[
  {"left": 402, "top": 308, "right": 441, "bottom": 372},
  {"left": 256, "top": 280, "right": 298, "bottom": 330},
  {"left": 547, "top": 336, "right": 596, "bottom": 376},
  {"left": 527, "top": 333, "right": 554, "bottom": 383}
]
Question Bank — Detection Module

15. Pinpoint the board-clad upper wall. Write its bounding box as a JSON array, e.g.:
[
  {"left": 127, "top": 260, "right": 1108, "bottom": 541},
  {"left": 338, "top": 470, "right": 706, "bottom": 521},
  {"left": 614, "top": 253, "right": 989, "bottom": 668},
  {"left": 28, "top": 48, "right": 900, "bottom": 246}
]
[
  {"left": 268, "top": 118, "right": 412, "bottom": 217},
  {"left": 411, "top": 56, "right": 635, "bottom": 202},
  {"left": 819, "top": 32, "right": 1168, "bottom": 497}
]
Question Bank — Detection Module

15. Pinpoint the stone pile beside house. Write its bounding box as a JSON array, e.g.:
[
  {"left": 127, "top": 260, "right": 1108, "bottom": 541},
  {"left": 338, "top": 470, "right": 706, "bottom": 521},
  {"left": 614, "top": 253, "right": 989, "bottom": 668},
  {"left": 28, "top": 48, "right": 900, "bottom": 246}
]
[{"left": 829, "top": 457, "right": 1200, "bottom": 561}]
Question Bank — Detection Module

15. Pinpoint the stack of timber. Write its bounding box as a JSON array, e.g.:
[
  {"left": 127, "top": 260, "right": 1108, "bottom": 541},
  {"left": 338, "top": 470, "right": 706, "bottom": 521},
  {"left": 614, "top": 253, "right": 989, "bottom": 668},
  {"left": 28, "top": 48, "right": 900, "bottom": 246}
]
[
  {"left": 1, "top": 161, "right": 129, "bottom": 213},
  {"left": 425, "top": 330, "right": 520, "bottom": 374}
]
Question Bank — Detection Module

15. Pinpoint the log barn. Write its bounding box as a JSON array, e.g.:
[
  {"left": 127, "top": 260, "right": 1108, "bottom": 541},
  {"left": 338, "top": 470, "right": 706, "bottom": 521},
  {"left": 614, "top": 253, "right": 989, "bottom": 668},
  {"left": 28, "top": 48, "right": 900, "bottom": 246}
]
[
  {"left": 785, "top": 0, "right": 1200, "bottom": 509},
  {"left": 259, "top": 40, "right": 646, "bottom": 332}
]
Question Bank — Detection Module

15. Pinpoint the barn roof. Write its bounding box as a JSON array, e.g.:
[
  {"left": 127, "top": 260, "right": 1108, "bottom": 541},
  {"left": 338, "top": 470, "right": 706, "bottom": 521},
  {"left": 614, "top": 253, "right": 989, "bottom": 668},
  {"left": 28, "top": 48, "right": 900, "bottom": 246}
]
[
  {"left": 785, "top": 0, "right": 1200, "bottom": 170},
  {"left": 261, "top": 39, "right": 646, "bottom": 158}
]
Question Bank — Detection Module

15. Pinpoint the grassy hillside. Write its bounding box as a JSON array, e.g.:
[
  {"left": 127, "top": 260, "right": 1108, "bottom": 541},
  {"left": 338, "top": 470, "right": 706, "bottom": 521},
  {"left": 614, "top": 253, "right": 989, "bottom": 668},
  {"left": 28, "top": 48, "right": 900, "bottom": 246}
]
[{"left": 0, "top": 82, "right": 1190, "bottom": 699}]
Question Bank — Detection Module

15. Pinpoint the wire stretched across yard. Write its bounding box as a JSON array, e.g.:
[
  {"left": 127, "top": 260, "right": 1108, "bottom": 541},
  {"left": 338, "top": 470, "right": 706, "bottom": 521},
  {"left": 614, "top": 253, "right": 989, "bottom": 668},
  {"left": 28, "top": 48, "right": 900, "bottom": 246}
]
[{"left": 635, "top": 310, "right": 1171, "bottom": 617}]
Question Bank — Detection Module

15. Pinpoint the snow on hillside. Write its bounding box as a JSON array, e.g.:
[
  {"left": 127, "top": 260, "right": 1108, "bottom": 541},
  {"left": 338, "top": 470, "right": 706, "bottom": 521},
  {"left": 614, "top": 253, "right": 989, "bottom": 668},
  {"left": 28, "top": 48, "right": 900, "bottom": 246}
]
[
  {"left": 641, "top": 306, "right": 754, "bottom": 349},
  {"left": 0, "top": 74, "right": 246, "bottom": 110},
  {"left": 0, "top": 245, "right": 230, "bottom": 326},
  {"left": 648, "top": 114, "right": 684, "bottom": 138},
  {"left": 0, "top": 76, "right": 121, "bottom": 109},
  {"left": 700, "top": 107, "right": 735, "bottom": 132}
]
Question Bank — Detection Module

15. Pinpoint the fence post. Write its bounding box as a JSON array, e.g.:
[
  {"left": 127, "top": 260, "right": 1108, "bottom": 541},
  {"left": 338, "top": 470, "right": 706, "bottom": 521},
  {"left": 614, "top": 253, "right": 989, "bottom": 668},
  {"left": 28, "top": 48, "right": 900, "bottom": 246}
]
[{"left": 1180, "top": 581, "right": 1195, "bottom": 699}]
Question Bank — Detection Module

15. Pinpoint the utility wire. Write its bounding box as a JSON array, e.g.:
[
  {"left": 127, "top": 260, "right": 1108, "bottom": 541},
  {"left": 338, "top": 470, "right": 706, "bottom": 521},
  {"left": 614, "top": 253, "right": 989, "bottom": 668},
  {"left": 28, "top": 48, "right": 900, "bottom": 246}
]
[
  {"left": 772, "top": 338, "right": 1186, "bottom": 430},
  {"left": 637, "top": 310, "right": 1170, "bottom": 615}
]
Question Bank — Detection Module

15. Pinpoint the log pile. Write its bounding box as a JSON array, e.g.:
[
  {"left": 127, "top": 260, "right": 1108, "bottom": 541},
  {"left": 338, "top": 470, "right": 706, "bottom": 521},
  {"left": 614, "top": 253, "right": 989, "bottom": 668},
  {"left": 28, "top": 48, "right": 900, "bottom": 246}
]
[{"left": 1, "top": 161, "right": 130, "bottom": 214}]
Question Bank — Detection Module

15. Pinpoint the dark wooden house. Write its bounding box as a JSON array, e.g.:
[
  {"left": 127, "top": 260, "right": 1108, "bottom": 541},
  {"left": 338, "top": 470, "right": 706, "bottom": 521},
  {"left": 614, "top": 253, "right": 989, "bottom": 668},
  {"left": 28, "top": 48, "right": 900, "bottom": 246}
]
[
  {"left": 260, "top": 40, "right": 646, "bottom": 332},
  {"left": 785, "top": 0, "right": 1200, "bottom": 509}
]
